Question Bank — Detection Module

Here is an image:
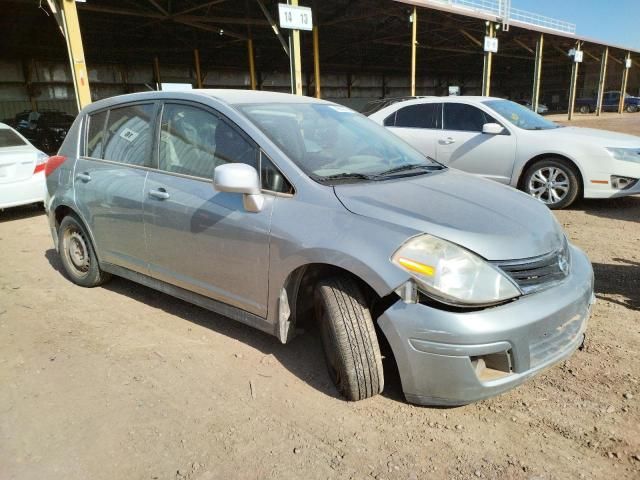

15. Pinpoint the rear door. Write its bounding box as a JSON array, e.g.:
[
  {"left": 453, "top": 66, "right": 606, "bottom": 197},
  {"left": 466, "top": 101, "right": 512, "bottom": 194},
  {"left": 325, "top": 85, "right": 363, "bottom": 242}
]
[
  {"left": 143, "top": 102, "right": 276, "bottom": 317},
  {"left": 74, "top": 103, "right": 157, "bottom": 273},
  {"left": 0, "top": 128, "right": 37, "bottom": 184},
  {"left": 385, "top": 102, "right": 442, "bottom": 159},
  {"left": 603, "top": 92, "right": 619, "bottom": 111},
  {"left": 436, "top": 102, "right": 516, "bottom": 184}
]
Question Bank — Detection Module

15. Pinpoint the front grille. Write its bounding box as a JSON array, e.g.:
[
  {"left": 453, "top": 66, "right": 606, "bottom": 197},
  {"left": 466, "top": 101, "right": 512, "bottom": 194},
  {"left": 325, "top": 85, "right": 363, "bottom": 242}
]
[{"left": 493, "top": 244, "right": 570, "bottom": 295}]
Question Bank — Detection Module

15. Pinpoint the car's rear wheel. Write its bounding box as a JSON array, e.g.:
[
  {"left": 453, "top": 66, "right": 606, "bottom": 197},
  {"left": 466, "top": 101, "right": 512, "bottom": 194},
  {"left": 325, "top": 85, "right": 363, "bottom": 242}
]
[
  {"left": 626, "top": 104, "right": 638, "bottom": 113},
  {"left": 578, "top": 105, "right": 590, "bottom": 114},
  {"left": 523, "top": 159, "right": 580, "bottom": 209},
  {"left": 58, "top": 215, "right": 111, "bottom": 287},
  {"left": 315, "top": 276, "right": 384, "bottom": 401}
]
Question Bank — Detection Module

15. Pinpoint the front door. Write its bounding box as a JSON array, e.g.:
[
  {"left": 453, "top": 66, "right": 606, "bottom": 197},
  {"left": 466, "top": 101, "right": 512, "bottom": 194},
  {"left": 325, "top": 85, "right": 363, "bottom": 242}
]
[
  {"left": 74, "top": 103, "right": 156, "bottom": 273},
  {"left": 143, "top": 102, "right": 273, "bottom": 317},
  {"left": 436, "top": 102, "right": 516, "bottom": 184}
]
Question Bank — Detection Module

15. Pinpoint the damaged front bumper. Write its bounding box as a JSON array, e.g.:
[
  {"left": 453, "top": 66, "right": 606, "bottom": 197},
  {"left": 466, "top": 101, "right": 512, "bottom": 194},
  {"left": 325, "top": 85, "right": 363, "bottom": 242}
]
[{"left": 378, "top": 245, "right": 595, "bottom": 406}]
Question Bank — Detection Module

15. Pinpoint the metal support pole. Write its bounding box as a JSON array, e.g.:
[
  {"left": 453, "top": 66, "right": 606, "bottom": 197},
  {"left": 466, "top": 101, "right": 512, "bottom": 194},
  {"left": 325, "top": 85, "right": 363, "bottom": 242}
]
[
  {"left": 595, "top": 47, "right": 609, "bottom": 116},
  {"left": 59, "top": 0, "right": 91, "bottom": 110},
  {"left": 532, "top": 33, "right": 543, "bottom": 113},
  {"left": 247, "top": 39, "right": 257, "bottom": 90},
  {"left": 567, "top": 42, "right": 581, "bottom": 121},
  {"left": 194, "top": 49, "right": 203, "bottom": 88},
  {"left": 410, "top": 7, "right": 417, "bottom": 96},
  {"left": 313, "top": 25, "right": 321, "bottom": 98},
  {"left": 619, "top": 52, "right": 631, "bottom": 114},
  {"left": 153, "top": 56, "right": 161, "bottom": 90},
  {"left": 288, "top": 0, "right": 303, "bottom": 95},
  {"left": 482, "top": 22, "right": 495, "bottom": 97}
]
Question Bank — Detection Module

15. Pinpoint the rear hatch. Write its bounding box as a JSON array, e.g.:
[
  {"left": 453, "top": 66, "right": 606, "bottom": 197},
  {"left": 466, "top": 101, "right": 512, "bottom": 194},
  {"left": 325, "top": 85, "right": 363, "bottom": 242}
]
[{"left": 0, "top": 129, "right": 38, "bottom": 183}]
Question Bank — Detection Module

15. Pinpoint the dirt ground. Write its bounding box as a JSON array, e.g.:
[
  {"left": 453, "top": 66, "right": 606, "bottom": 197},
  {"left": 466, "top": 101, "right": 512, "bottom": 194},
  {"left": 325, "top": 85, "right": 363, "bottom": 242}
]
[{"left": 1, "top": 115, "right": 639, "bottom": 480}]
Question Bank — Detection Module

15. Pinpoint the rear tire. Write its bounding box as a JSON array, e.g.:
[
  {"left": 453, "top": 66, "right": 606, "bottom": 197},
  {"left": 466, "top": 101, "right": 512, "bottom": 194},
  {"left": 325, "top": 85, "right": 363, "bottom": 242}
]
[
  {"left": 58, "top": 215, "right": 111, "bottom": 287},
  {"left": 315, "top": 276, "right": 384, "bottom": 401},
  {"left": 626, "top": 104, "right": 638, "bottom": 113},
  {"left": 578, "top": 105, "right": 589, "bottom": 114},
  {"left": 522, "top": 158, "right": 581, "bottom": 209}
]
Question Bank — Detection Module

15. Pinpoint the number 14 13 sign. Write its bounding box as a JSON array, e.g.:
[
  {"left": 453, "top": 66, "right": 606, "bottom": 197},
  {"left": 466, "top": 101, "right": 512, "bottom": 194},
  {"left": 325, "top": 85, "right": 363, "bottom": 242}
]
[{"left": 278, "top": 4, "right": 313, "bottom": 31}]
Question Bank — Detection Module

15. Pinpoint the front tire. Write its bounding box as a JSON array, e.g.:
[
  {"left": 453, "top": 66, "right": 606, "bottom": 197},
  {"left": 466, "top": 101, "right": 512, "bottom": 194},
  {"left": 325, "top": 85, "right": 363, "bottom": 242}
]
[
  {"left": 523, "top": 159, "right": 580, "bottom": 209},
  {"left": 626, "top": 104, "right": 638, "bottom": 113},
  {"left": 315, "top": 276, "right": 384, "bottom": 401},
  {"left": 58, "top": 215, "right": 111, "bottom": 287},
  {"left": 578, "top": 105, "right": 590, "bottom": 114}
]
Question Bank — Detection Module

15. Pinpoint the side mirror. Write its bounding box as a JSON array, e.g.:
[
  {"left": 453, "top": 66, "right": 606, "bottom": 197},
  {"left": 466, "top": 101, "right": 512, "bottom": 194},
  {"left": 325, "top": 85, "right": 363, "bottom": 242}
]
[
  {"left": 213, "top": 163, "right": 264, "bottom": 213},
  {"left": 482, "top": 123, "right": 505, "bottom": 135}
]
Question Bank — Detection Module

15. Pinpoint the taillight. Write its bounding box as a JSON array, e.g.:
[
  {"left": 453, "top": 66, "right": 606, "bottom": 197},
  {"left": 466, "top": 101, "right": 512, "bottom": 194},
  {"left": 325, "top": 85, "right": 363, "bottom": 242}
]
[
  {"left": 44, "top": 155, "right": 67, "bottom": 177},
  {"left": 33, "top": 151, "right": 49, "bottom": 174}
]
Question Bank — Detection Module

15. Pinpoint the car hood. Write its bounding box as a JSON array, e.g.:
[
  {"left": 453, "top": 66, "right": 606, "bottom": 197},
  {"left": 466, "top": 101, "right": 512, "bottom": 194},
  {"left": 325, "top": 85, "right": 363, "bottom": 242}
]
[
  {"left": 542, "top": 126, "right": 640, "bottom": 147},
  {"left": 333, "top": 169, "right": 563, "bottom": 261}
]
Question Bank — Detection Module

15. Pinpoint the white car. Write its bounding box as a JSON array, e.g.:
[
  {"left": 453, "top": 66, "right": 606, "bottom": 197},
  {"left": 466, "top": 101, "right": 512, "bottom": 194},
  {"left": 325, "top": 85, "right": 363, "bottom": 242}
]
[
  {"left": 0, "top": 122, "right": 48, "bottom": 210},
  {"left": 369, "top": 97, "right": 640, "bottom": 208}
]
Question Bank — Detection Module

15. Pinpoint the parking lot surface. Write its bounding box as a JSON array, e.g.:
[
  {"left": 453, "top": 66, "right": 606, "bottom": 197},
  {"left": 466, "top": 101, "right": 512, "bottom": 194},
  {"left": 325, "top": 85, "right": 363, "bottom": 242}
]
[{"left": 1, "top": 116, "right": 639, "bottom": 480}]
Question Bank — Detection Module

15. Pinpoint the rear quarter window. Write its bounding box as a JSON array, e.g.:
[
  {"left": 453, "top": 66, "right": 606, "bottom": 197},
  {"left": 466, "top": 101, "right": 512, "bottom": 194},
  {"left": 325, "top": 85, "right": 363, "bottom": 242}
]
[
  {"left": 0, "top": 129, "right": 27, "bottom": 148},
  {"left": 86, "top": 110, "right": 108, "bottom": 158}
]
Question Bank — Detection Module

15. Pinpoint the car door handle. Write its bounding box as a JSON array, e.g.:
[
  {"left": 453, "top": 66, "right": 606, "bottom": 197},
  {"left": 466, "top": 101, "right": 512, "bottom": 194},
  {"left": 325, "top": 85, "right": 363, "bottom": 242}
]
[
  {"left": 149, "top": 188, "right": 170, "bottom": 200},
  {"left": 439, "top": 137, "right": 456, "bottom": 145},
  {"left": 76, "top": 172, "right": 91, "bottom": 182}
]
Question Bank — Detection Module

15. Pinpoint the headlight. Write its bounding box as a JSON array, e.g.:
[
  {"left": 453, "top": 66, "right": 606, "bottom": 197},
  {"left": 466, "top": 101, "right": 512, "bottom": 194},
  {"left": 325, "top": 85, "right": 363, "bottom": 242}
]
[
  {"left": 606, "top": 147, "right": 640, "bottom": 163},
  {"left": 391, "top": 234, "right": 521, "bottom": 307}
]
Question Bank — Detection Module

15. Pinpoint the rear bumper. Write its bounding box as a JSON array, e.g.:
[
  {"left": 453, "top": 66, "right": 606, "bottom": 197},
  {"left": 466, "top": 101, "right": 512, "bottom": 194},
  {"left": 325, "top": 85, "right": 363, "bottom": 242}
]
[
  {"left": 0, "top": 172, "right": 45, "bottom": 209},
  {"left": 378, "top": 245, "right": 594, "bottom": 406}
]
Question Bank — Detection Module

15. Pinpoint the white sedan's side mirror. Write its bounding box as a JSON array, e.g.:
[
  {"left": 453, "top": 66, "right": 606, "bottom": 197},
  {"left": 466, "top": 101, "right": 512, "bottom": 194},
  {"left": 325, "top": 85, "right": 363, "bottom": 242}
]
[
  {"left": 482, "top": 123, "right": 505, "bottom": 135},
  {"left": 213, "top": 163, "right": 264, "bottom": 213}
]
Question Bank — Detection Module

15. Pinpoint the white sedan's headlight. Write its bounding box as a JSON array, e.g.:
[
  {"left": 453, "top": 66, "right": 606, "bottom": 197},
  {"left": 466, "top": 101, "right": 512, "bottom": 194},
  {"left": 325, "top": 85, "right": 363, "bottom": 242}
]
[
  {"left": 606, "top": 147, "right": 640, "bottom": 163},
  {"left": 391, "top": 234, "right": 521, "bottom": 307}
]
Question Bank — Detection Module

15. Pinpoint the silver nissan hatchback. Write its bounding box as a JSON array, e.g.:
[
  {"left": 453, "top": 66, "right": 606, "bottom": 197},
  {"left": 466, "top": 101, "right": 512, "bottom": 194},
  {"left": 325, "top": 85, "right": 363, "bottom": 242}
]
[{"left": 45, "top": 90, "right": 594, "bottom": 406}]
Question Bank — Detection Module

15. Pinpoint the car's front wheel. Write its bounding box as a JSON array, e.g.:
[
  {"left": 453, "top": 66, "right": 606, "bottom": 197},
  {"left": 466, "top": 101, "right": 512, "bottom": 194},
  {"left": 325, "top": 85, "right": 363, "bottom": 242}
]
[
  {"left": 315, "top": 276, "right": 384, "bottom": 401},
  {"left": 58, "top": 215, "right": 111, "bottom": 287},
  {"left": 626, "top": 104, "right": 638, "bottom": 113},
  {"left": 523, "top": 159, "right": 580, "bottom": 209},
  {"left": 578, "top": 105, "right": 590, "bottom": 114}
]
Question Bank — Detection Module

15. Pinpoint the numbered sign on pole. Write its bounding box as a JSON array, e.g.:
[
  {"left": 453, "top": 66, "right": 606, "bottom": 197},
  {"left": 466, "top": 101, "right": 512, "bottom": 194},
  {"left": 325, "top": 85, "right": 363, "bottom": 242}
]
[
  {"left": 483, "top": 36, "right": 498, "bottom": 53},
  {"left": 278, "top": 4, "right": 313, "bottom": 31}
]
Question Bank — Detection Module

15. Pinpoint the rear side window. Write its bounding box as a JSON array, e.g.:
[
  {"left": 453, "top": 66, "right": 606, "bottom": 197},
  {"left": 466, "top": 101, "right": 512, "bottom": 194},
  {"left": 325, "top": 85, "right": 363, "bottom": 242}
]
[
  {"left": 443, "top": 103, "right": 496, "bottom": 132},
  {"left": 86, "top": 110, "right": 108, "bottom": 158},
  {"left": 394, "top": 103, "right": 442, "bottom": 129},
  {"left": 102, "top": 104, "right": 155, "bottom": 166},
  {"left": 0, "top": 129, "right": 27, "bottom": 147}
]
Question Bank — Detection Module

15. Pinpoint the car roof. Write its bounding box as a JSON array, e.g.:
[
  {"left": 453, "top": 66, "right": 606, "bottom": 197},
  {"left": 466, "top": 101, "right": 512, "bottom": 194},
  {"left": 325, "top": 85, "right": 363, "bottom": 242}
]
[{"left": 83, "top": 89, "right": 332, "bottom": 114}]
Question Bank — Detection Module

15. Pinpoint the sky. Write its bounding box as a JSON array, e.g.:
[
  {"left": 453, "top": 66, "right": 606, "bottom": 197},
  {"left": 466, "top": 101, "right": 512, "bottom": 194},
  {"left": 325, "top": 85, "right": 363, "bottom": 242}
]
[{"left": 513, "top": 0, "right": 640, "bottom": 50}]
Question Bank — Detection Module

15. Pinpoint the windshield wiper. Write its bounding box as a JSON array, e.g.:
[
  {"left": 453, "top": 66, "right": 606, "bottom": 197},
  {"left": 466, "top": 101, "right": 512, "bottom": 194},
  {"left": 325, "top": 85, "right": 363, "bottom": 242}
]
[
  {"left": 376, "top": 163, "right": 443, "bottom": 177},
  {"left": 314, "top": 172, "right": 378, "bottom": 183}
]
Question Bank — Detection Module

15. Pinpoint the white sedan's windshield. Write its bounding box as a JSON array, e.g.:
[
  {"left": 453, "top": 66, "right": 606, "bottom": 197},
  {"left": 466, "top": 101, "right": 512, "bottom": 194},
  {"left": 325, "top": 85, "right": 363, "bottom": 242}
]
[
  {"left": 238, "top": 103, "right": 442, "bottom": 183},
  {"left": 484, "top": 99, "right": 560, "bottom": 130}
]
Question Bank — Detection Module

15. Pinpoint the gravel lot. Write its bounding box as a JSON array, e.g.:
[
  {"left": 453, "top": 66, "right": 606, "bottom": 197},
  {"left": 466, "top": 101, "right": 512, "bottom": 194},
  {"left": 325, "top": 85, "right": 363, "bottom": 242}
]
[{"left": 1, "top": 114, "right": 639, "bottom": 480}]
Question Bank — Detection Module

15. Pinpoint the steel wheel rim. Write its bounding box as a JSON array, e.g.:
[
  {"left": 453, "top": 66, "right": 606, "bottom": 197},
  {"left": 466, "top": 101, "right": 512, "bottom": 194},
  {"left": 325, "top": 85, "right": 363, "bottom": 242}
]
[
  {"left": 63, "top": 227, "right": 90, "bottom": 277},
  {"left": 528, "top": 166, "right": 570, "bottom": 205}
]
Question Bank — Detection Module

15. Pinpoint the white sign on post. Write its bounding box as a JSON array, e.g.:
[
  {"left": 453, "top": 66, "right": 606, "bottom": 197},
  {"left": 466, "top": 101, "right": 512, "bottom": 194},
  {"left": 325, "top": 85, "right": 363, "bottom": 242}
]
[
  {"left": 625, "top": 58, "right": 632, "bottom": 69},
  {"left": 573, "top": 50, "right": 583, "bottom": 63},
  {"left": 278, "top": 4, "right": 313, "bottom": 31},
  {"left": 483, "top": 36, "right": 498, "bottom": 53}
]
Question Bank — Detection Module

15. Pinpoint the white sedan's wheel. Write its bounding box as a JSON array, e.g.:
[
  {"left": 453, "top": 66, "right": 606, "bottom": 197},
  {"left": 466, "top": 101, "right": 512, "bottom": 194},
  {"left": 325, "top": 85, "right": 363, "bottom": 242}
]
[{"left": 523, "top": 159, "right": 580, "bottom": 209}]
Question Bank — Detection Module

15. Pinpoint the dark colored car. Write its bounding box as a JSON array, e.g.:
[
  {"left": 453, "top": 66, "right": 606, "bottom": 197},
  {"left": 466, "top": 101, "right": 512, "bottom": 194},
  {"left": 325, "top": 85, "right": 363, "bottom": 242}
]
[
  {"left": 575, "top": 91, "right": 640, "bottom": 114},
  {"left": 11, "top": 110, "right": 76, "bottom": 154}
]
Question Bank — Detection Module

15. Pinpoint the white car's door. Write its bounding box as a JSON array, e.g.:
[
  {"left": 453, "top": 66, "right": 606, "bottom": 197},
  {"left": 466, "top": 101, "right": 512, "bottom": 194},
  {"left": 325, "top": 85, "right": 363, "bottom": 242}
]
[
  {"left": 436, "top": 102, "right": 516, "bottom": 184},
  {"left": 384, "top": 102, "right": 442, "bottom": 159}
]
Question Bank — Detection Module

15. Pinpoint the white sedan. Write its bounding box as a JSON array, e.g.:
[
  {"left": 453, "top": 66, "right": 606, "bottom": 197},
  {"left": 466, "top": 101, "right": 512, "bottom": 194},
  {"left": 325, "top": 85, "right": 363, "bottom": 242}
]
[
  {"left": 369, "top": 97, "right": 640, "bottom": 208},
  {"left": 0, "top": 122, "right": 48, "bottom": 210}
]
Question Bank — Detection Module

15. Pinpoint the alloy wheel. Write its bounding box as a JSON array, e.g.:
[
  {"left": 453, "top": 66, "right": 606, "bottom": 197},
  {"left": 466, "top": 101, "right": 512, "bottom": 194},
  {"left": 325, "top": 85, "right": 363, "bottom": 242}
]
[{"left": 528, "top": 166, "right": 570, "bottom": 205}]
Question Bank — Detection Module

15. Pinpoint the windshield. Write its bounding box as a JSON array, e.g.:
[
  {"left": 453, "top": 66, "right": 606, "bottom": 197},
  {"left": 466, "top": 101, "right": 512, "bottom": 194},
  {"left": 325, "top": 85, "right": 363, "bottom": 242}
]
[
  {"left": 484, "top": 99, "right": 560, "bottom": 130},
  {"left": 238, "top": 103, "right": 442, "bottom": 183}
]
